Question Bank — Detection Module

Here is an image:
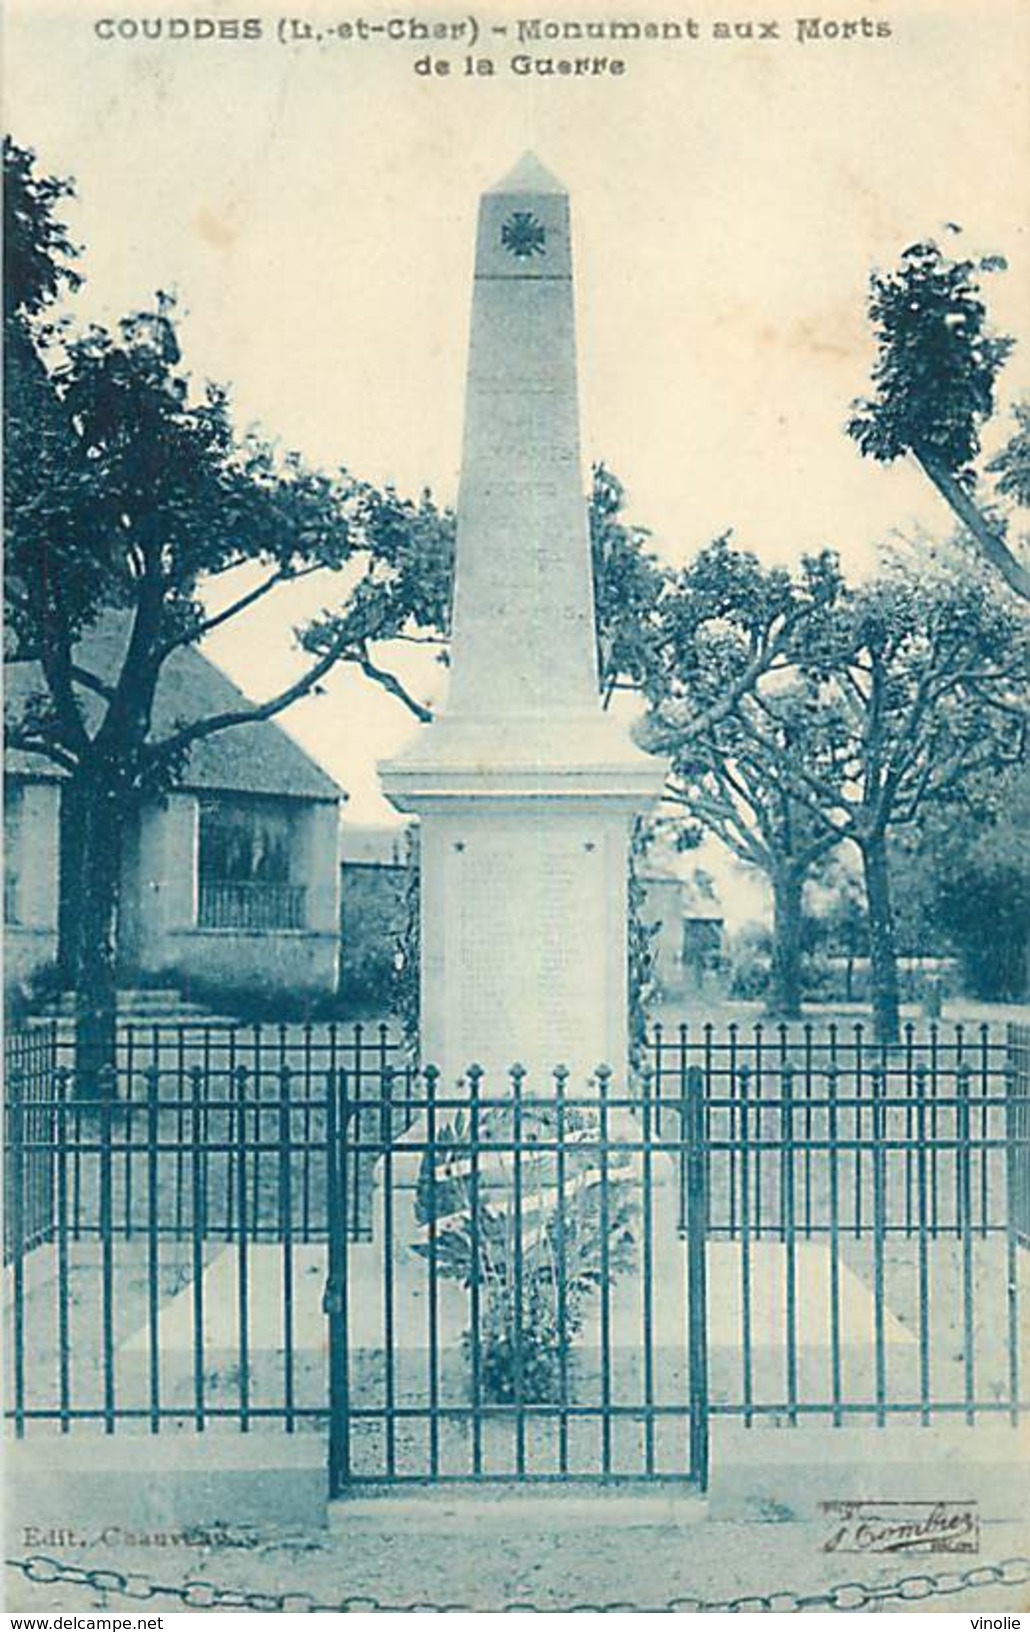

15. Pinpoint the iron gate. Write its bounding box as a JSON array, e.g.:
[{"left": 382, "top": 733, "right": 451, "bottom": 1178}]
[{"left": 326, "top": 1062, "right": 710, "bottom": 1493}]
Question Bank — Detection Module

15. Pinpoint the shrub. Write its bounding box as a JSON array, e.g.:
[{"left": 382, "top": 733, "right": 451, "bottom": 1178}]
[{"left": 412, "top": 1095, "right": 637, "bottom": 1404}]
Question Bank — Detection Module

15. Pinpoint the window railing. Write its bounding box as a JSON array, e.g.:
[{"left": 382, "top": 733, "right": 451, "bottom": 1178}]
[{"left": 198, "top": 878, "right": 307, "bottom": 931}]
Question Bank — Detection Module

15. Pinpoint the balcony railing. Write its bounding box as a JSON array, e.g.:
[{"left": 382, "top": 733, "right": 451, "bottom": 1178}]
[{"left": 198, "top": 877, "right": 307, "bottom": 931}]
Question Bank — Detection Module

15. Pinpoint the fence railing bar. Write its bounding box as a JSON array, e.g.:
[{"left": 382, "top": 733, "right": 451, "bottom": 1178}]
[
  {"left": 738, "top": 1063, "right": 753, "bottom": 1430},
  {"left": 727, "top": 1023, "right": 738, "bottom": 1239},
  {"left": 146, "top": 1065, "right": 162, "bottom": 1434},
  {"left": 279, "top": 1065, "right": 295, "bottom": 1433},
  {"left": 189, "top": 1065, "right": 206, "bottom": 1433},
  {"left": 1004, "top": 1046, "right": 1021, "bottom": 1426},
  {"left": 426, "top": 1064, "right": 440, "bottom": 1480},
  {"left": 930, "top": 1023, "right": 940, "bottom": 1236},
  {"left": 554, "top": 1064, "right": 570, "bottom": 1478},
  {"left": 381, "top": 1059, "right": 396, "bottom": 1481},
  {"left": 99, "top": 1071, "right": 116, "bottom": 1435},
  {"left": 468, "top": 1066, "right": 484, "bottom": 1479},
  {"left": 124, "top": 1027, "right": 136, "bottom": 1238},
  {"left": 302, "top": 1023, "right": 314, "bottom": 1241},
  {"left": 685, "top": 1064, "right": 709, "bottom": 1492},
  {"left": 955, "top": 1024, "right": 966, "bottom": 1240},
  {"left": 597, "top": 1064, "right": 613, "bottom": 1481},
  {"left": 979, "top": 1024, "right": 991, "bottom": 1239},
  {"left": 802, "top": 1024, "right": 814, "bottom": 1240},
  {"left": 326, "top": 1067, "right": 349, "bottom": 1494},
  {"left": 915, "top": 1063, "right": 932, "bottom": 1426},
  {"left": 510, "top": 1063, "right": 528, "bottom": 1478},
  {"left": 872, "top": 1063, "right": 887, "bottom": 1428},
  {"left": 782, "top": 1066, "right": 798, "bottom": 1427},
  {"left": 826, "top": 1064, "right": 843, "bottom": 1427},
  {"left": 958, "top": 1063, "right": 975, "bottom": 1426},
  {"left": 753, "top": 1024, "right": 764, "bottom": 1242},
  {"left": 55, "top": 1067, "right": 71, "bottom": 1434},
  {"left": 641, "top": 1062, "right": 656, "bottom": 1478},
  {"left": 853, "top": 1024, "right": 864, "bottom": 1239},
  {"left": 10, "top": 1071, "right": 26, "bottom": 1437}
]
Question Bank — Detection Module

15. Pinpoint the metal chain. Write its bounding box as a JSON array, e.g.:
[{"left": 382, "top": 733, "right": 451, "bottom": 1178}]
[{"left": 7, "top": 1553, "right": 1030, "bottom": 1613}]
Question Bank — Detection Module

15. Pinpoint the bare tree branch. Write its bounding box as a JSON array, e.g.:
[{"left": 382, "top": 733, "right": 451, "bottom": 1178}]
[
  {"left": 356, "top": 647, "right": 434, "bottom": 723},
  {"left": 176, "top": 562, "right": 326, "bottom": 650}
]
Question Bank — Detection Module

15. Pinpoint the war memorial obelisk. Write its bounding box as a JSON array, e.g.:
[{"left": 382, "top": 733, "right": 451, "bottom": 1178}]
[{"left": 380, "top": 155, "right": 665, "bottom": 1089}]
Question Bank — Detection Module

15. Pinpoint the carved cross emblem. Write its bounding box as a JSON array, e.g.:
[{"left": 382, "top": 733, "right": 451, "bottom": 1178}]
[{"left": 501, "top": 211, "right": 547, "bottom": 259}]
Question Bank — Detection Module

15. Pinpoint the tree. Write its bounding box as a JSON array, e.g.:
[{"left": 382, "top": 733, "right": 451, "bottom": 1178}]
[
  {"left": 897, "top": 764, "right": 1030, "bottom": 1002},
  {"left": 589, "top": 463, "right": 667, "bottom": 704},
  {"left": 849, "top": 234, "right": 1030, "bottom": 601},
  {"left": 776, "top": 574, "right": 1027, "bottom": 1039},
  {"left": 640, "top": 540, "right": 844, "bottom": 1015},
  {"left": 4, "top": 141, "right": 453, "bottom": 1083},
  {"left": 658, "top": 677, "right": 844, "bottom": 1017}
]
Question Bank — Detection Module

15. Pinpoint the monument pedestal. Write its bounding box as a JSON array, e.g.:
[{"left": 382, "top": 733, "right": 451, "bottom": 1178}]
[{"left": 383, "top": 712, "right": 662, "bottom": 1091}]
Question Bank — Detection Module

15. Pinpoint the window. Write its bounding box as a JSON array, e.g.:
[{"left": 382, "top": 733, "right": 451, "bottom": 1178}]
[
  {"left": 197, "top": 796, "right": 306, "bottom": 930},
  {"left": 4, "top": 784, "right": 22, "bottom": 925}
]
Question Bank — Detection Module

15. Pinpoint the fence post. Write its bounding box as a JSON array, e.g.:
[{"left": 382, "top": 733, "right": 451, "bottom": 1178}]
[
  {"left": 279, "top": 1065, "right": 295, "bottom": 1433},
  {"left": 145, "top": 1065, "right": 161, "bottom": 1434},
  {"left": 324, "top": 1067, "right": 350, "bottom": 1496},
  {"left": 957, "top": 1060, "right": 976, "bottom": 1424},
  {"left": 1008, "top": 1024, "right": 1030, "bottom": 1250},
  {"left": 8, "top": 1059, "right": 26, "bottom": 1437},
  {"left": 684, "top": 1062, "right": 710, "bottom": 1491},
  {"left": 1003, "top": 1031, "right": 1023, "bottom": 1424},
  {"left": 98, "top": 1064, "right": 117, "bottom": 1434},
  {"left": 233, "top": 1064, "right": 251, "bottom": 1432}
]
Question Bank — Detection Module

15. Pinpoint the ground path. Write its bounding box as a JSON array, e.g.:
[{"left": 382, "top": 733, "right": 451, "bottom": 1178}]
[{"left": 6, "top": 1504, "right": 1030, "bottom": 1613}]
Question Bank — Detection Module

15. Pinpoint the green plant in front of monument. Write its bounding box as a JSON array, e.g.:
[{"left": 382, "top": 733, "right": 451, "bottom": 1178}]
[{"left": 412, "top": 1091, "right": 637, "bottom": 1405}]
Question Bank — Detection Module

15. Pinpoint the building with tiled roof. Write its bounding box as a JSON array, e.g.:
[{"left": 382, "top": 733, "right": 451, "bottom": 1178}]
[{"left": 5, "top": 614, "right": 345, "bottom": 1005}]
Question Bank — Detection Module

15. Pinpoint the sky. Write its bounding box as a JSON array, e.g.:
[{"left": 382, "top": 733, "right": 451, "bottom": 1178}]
[{"left": 6, "top": 0, "right": 1030, "bottom": 862}]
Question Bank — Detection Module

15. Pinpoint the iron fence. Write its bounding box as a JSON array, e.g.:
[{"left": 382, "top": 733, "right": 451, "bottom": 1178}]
[
  {"left": 3, "top": 1022, "right": 411, "bottom": 1437},
  {"left": 4, "top": 1019, "right": 1028, "bottom": 1493},
  {"left": 646, "top": 1020, "right": 1028, "bottom": 1440},
  {"left": 4, "top": 1023, "right": 58, "bottom": 1264}
]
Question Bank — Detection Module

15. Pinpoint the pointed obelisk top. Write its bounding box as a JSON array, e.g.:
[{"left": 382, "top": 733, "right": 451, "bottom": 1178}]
[
  {"left": 382, "top": 153, "right": 665, "bottom": 793},
  {"left": 487, "top": 151, "right": 567, "bottom": 197},
  {"left": 475, "top": 152, "right": 571, "bottom": 282}
]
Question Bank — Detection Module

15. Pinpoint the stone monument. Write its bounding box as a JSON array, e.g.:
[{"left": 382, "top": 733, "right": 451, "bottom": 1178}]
[{"left": 380, "top": 153, "right": 665, "bottom": 1091}]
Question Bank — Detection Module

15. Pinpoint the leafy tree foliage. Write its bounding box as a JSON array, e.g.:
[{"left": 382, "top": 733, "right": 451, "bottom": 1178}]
[
  {"left": 640, "top": 541, "right": 844, "bottom": 1016},
  {"left": 661, "top": 687, "right": 841, "bottom": 1019},
  {"left": 645, "top": 540, "right": 1028, "bottom": 1038},
  {"left": 849, "top": 234, "right": 1030, "bottom": 600},
  {"left": 589, "top": 463, "right": 666, "bottom": 703},
  {"left": 784, "top": 575, "right": 1027, "bottom": 1038},
  {"left": 895, "top": 765, "right": 1030, "bottom": 1002},
  {"left": 3, "top": 135, "right": 81, "bottom": 323},
  {"left": 3, "top": 140, "right": 451, "bottom": 1080}
]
